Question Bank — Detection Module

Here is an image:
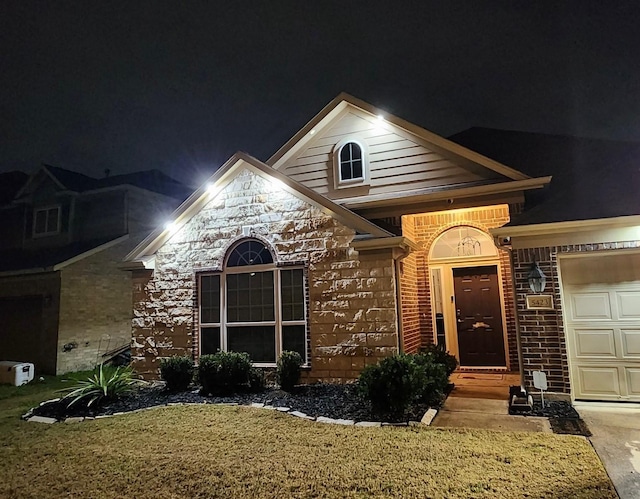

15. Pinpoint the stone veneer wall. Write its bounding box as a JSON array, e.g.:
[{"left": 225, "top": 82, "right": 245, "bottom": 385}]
[
  {"left": 57, "top": 240, "right": 133, "bottom": 374},
  {"left": 513, "top": 240, "right": 640, "bottom": 394},
  {"left": 401, "top": 205, "right": 519, "bottom": 371},
  {"left": 131, "top": 169, "right": 399, "bottom": 382}
]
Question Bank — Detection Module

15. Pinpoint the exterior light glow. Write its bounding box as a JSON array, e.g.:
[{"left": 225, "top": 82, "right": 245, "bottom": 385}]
[
  {"left": 164, "top": 221, "right": 176, "bottom": 233},
  {"left": 309, "top": 129, "right": 316, "bottom": 135},
  {"left": 206, "top": 183, "right": 219, "bottom": 195},
  {"left": 269, "top": 176, "right": 286, "bottom": 192}
]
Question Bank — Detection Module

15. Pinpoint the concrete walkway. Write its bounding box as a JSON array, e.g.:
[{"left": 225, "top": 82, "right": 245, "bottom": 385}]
[
  {"left": 433, "top": 372, "right": 551, "bottom": 432},
  {"left": 577, "top": 404, "right": 640, "bottom": 499},
  {"left": 432, "top": 395, "right": 552, "bottom": 432}
]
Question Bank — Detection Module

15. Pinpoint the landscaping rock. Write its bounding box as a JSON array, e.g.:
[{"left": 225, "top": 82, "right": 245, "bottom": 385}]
[
  {"left": 64, "top": 417, "right": 84, "bottom": 423},
  {"left": 27, "top": 383, "right": 435, "bottom": 425},
  {"left": 290, "top": 411, "right": 314, "bottom": 420},
  {"left": 28, "top": 416, "right": 56, "bottom": 424},
  {"left": 421, "top": 408, "right": 438, "bottom": 426}
]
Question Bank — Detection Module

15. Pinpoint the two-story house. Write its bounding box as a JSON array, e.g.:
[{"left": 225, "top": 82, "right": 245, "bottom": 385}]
[{"left": 0, "top": 165, "right": 189, "bottom": 375}]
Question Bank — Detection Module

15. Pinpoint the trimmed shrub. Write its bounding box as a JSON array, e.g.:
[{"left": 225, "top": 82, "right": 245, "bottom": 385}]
[
  {"left": 198, "top": 351, "right": 252, "bottom": 396},
  {"left": 248, "top": 367, "right": 266, "bottom": 393},
  {"left": 276, "top": 351, "right": 303, "bottom": 392},
  {"left": 419, "top": 343, "right": 459, "bottom": 376},
  {"left": 413, "top": 353, "right": 449, "bottom": 406},
  {"left": 160, "top": 355, "right": 194, "bottom": 392},
  {"left": 358, "top": 354, "right": 425, "bottom": 417},
  {"left": 60, "top": 364, "right": 143, "bottom": 409}
]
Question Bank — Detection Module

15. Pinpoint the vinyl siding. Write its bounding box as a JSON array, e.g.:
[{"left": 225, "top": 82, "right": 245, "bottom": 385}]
[{"left": 281, "top": 110, "right": 503, "bottom": 200}]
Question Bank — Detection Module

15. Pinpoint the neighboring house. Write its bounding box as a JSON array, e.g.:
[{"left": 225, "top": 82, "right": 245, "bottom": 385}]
[
  {"left": 0, "top": 165, "right": 190, "bottom": 375},
  {"left": 122, "top": 93, "right": 639, "bottom": 404}
]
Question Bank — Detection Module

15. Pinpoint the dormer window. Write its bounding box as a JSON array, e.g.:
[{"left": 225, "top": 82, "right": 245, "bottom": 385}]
[
  {"left": 334, "top": 139, "right": 369, "bottom": 188},
  {"left": 33, "top": 206, "right": 60, "bottom": 236},
  {"left": 340, "top": 142, "right": 363, "bottom": 181}
]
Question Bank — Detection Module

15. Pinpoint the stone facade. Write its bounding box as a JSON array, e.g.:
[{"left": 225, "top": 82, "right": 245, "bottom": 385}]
[
  {"left": 57, "top": 240, "right": 133, "bottom": 374},
  {"left": 400, "top": 205, "right": 519, "bottom": 371},
  {"left": 131, "top": 169, "right": 400, "bottom": 381}
]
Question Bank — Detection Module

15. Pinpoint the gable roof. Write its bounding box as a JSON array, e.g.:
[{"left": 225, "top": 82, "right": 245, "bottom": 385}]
[
  {"left": 449, "top": 127, "right": 640, "bottom": 226},
  {"left": 267, "top": 93, "right": 531, "bottom": 182},
  {"left": 15, "top": 165, "right": 190, "bottom": 201},
  {"left": 124, "top": 152, "right": 393, "bottom": 264},
  {"left": 0, "top": 235, "right": 128, "bottom": 276}
]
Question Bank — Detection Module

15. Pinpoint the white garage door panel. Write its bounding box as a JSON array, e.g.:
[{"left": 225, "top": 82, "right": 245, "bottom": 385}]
[
  {"left": 621, "top": 330, "right": 640, "bottom": 358},
  {"left": 618, "top": 292, "right": 640, "bottom": 319},
  {"left": 578, "top": 367, "right": 620, "bottom": 397},
  {"left": 570, "top": 293, "right": 611, "bottom": 321},
  {"left": 562, "top": 253, "right": 640, "bottom": 402},
  {"left": 573, "top": 328, "right": 616, "bottom": 357},
  {"left": 627, "top": 369, "right": 640, "bottom": 396}
]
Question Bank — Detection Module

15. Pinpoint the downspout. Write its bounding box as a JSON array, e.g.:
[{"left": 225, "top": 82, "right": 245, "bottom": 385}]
[{"left": 506, "top": 245, "right": 526, "bottom": 387}]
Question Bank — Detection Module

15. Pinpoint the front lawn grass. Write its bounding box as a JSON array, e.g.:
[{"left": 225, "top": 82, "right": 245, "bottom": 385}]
[{"left": 0, "top": 383, "right": 615, "bottom": 499}]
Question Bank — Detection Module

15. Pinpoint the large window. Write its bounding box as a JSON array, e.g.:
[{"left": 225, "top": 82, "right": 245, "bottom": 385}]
[
  {"left": 199, "top": 239, "right": 307, "bottom": 365},
  {"left": 33, "top": 206, "right": 60, "bottom": 236}
]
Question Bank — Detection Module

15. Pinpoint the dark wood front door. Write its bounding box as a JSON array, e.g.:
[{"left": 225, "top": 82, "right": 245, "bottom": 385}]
[{"left": 453, "top": 265, "right": 506, "bottom": 367}]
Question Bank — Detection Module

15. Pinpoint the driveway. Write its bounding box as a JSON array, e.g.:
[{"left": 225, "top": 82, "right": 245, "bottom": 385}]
[{"left": 577, "top": 404, "right": 640, "bottom": 499}]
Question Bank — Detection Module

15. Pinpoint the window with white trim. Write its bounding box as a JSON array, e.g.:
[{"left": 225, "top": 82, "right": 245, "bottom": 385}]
[
  {"left": 334, "top": 139, "right": 368, "bottom": 187},
  {"left": 199, "top": 239, "right": 307, "bottom": 365},
  {"left": 33, "top": 206, "right": 60, "bottom": 236}
]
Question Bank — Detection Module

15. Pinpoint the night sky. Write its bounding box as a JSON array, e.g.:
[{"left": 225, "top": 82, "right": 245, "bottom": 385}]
[{"left": 2, "top": 1, "right": 639, "bottom": 186}]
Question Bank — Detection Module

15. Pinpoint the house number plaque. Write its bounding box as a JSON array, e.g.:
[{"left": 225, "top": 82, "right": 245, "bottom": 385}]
[{"left": 526, "top": 294, "right": 554, "bottom": 310}]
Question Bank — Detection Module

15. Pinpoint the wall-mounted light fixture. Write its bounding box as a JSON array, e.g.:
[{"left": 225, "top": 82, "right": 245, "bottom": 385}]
[{"left": 527, "top": 261, "right": 547, "bottom": 293}]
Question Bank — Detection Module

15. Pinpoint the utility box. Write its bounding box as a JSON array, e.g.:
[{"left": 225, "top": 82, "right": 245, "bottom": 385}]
[{"left": 0, "top": 361, "right": 35, "bottom": 386}]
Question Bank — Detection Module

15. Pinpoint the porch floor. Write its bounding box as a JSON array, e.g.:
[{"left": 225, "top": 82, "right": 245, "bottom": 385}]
[{"left": 449, "top": 372, "right": 521, "bottom": 400}]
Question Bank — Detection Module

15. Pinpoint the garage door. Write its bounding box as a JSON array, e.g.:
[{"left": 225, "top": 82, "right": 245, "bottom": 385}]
[{"left": 561, "top": 253, "right": 640, "bottom": 402}]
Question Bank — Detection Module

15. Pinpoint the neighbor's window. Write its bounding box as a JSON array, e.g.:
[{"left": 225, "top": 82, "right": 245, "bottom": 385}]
[
  {"left": 199, "top": 239, "right": 307, "bottom": 365},
  {"left": 33, "top": 206, "right": 60, "bottom": 236}
]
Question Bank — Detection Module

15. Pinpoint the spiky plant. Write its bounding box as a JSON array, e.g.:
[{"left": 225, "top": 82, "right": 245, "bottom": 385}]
[{"left": 60, "top": 364, "right": 144, "bottom": 409}]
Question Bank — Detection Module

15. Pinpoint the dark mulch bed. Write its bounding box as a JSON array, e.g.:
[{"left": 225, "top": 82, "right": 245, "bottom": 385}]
[
  {"left": 27, "top": 383, "right": 432, "bottom": 424},
  {"left": 526, "top": 400, "right": 591, "bottom": 437}
]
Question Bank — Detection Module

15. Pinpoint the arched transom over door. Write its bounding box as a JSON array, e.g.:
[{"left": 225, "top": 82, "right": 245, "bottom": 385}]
[{"left": 429, "top": 226, "right": 507, "bottom": 368}]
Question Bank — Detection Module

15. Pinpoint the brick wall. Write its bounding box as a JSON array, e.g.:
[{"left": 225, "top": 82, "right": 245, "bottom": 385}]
[
  {"left": 513, "top": 240, "right": 640, "bottom": 394},
  {"left": 400, "top": 215, "right": 421, "bottom": 353},
  {"left": 400, "top": 205, "right": 518, "bottom": 370},
  {"left": 131, "top": 168, "right": 399, "bottom": 381},
  {"left": 57, "top": 239, "right": 133, "bottom": 374}
]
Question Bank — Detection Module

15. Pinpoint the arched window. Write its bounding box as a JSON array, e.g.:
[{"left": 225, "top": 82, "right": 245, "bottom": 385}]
[
  {"left": 430, "top": 226, "right": 497, "bottom": 260},
  {"left": 226, "top": 240, "right": 273, "bottom": 266},
  {"left": 339, "top": 142, "right": 364, "bottom": 182},
  {"left": 334, "top": 139, "right": 368, "bottom": 187},
  {"left": 199, "top": 239, "right": 307, "bottom": 365}
]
